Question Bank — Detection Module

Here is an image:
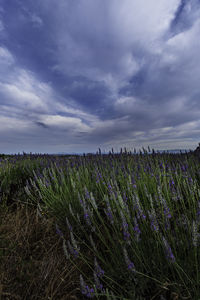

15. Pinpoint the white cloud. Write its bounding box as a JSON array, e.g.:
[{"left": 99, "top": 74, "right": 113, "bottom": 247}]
[
  {"left": 0, "top": 116, "right": 32, "bottom": 132},
  {"left": 31, "top": 14, "right": 43, "bottom": 27},
  {"left": 0, "top": 47, "right": 15, "bottom": 65},
  {"left": 39, "top": 114, "right": 91, "bottom": 132},
  {"left": 49, "top": 0, "right": 180, "bottom": 90}
]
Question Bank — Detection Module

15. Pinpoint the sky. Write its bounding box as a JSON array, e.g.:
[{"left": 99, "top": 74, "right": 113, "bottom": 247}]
[{"left": 0, "top": 0, "right": 200, "bottom": 154}]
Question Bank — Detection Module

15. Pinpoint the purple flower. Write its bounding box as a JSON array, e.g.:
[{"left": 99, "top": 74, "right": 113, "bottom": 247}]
[
  {"left": 148, "top": 210, "right": 159, "bottom": 232},
  {"left": 94, "top": 257, "right": 105, "bottom": 278},
  {"left": 162, "top": 236, "right": 175, "bottom": 263},
  {"left": 133, "top": 217, "right": 141, "bottom": 241},
  {"left": 133, "top": 193, "right": 146, "bottom": 220},
  {"left": 85, "top": 186, "right": 90, "bottom": 200},
  {"left": 104, "top": 207, "right": 114, "bottom": 224},
  {"left": 67, "top": 240, "right": 79, "bottom": 258},
  {"left": 123, "top": 247, "right": 136, "bottom": 272},
  {"left": 84, "top": 209, "right": 92, "bottom": 226},
  {"left": 120, "top": 211, "right": 131, "bottom": 243},
  {"left": 93, "top": 271, "right": 105, "bottom": 292},
  {"left": 80, "top": 275, "right": 95, "bottom": 298}
]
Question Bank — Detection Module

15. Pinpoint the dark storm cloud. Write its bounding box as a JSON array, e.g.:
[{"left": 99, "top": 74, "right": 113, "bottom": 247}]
[
  {"left": 0, "top": 0, "right": 200, "bottom": 153},
  {"left": 170, "top": 0, "right": 200, "bottom": 35}
]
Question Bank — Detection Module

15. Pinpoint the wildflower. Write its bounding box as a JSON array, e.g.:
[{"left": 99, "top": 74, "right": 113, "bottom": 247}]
[
  {"left": 162, "top": 236, "right": 175, "bottom": 263},
  {"left": 84, "top": 186, "right": 90, "bottom": 200},
  {"left": 133, "top": 193, "right": 146, "bottom": 220},
  {"left": 133, "top": 217, "right": 141, "bottom": 242},
  {"left": 148, "top": 210, "right": 159, "bottom": 232},
  {"left": 157, "top": 187, "right": 172, "bottom": 219},
  {"left": 104, "top": 206, "right": 114, "bottom": 225},
  {"left": 67, "top": 240, "right": 79, "bottom": 258},
  {"left": 84, "top": 208, "right": 93, "bottom": 226},
  {"left": 123, "top": 247, "right": 136, "bottom": 272},
  {"left": 79, "top": 193, "right": 94, "bottom": 228},
  {"left": 108, "top": 184, "right": 112, "bottom": 194},
  {"left": 80, "top": 275, "right": 95, "bottom": 298},
  {"left": 93, "top": 271, "right": 105, "bottom": 292},
  {"left": 120, "top": 211, "right": 131, "bottom": 244},
  {"left": 94, "top": 257, "right": 105, "bottom": 278}
]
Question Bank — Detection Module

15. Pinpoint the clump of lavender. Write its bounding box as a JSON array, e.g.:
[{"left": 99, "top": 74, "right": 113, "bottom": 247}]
[
  {"left": 93, "top": 258, "right": 105, "bottom": 293},
  {"left": 80, "top": 275, "right": 95, "bottom": 298}
]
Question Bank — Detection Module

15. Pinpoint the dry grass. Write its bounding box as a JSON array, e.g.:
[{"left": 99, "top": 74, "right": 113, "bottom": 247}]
[{"left": 0, "top": 201, "right": 86, "bottom": 300}]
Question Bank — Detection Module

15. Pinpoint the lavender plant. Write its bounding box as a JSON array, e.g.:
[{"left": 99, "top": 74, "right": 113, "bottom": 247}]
[{"left": 7, "top": 149, "right": 200, "bottom": 299}]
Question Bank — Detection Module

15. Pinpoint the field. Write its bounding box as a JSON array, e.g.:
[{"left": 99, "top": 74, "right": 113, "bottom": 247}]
[{"left": 0, "top": 149, "right": 200, "bottom": 299}]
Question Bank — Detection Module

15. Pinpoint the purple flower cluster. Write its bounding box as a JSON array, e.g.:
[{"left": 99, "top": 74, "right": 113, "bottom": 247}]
[
  {"left": 80, "top": 275, "right": 95, "bottom": 298},
  {"left": 80, "top": 258, "right": 105, "bottom": 298},
  {"left": 94, "top": 257, "right": 105, "bottom": 278},
  {"left": 93, "top": 258, "right": 105, "bottom": 293}
]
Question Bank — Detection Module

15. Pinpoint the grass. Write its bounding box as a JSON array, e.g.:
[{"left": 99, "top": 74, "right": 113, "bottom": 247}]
[
  {"left": 0, "top": 201, "right": 84, "bottom": 299},
  {"left": 0, "top": 149, "right": 200, "bottom": 299}
]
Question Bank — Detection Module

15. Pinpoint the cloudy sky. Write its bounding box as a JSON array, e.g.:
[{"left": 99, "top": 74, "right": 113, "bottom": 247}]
[{"left": 0, "top": 0, "right": 200, "bottom": 154}]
